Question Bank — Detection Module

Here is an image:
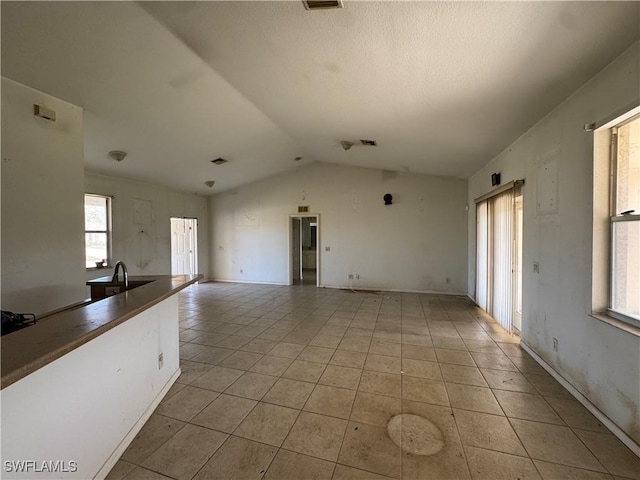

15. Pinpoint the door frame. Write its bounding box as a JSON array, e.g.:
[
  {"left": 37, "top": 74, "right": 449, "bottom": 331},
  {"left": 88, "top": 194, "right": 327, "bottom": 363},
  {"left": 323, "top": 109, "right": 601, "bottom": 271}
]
[
  {"left": 513, "top": 193, "right": 524, "bottom": 332},
  {"left": 288, "top": 214, "right": 320, "bottom": 286},
  {"left": 170, "top": 217, "right": 198, "bottom": 275}
]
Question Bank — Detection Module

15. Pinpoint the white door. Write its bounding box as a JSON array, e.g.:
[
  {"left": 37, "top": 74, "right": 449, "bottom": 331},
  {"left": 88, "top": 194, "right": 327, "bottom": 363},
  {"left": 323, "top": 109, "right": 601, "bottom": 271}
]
[
  {"left": 292, "top": 218, "right": 301, "bottom": 281},
  {"left": 171, "top": 218, "right": 197, "bottom": 275}
]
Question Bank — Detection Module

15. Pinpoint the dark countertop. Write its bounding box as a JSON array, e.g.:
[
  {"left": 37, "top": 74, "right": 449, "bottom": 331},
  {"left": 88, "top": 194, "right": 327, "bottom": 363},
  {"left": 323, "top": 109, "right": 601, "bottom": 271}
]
[{"left": 1, "top": 274, "right": 202, "bottom": 389}]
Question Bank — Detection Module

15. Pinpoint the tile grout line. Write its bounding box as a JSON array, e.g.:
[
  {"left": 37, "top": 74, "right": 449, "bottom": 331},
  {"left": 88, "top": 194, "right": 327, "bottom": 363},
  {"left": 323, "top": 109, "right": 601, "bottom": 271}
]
[
  {"left": 331, "top": 295, "right": 372, "bottom": 477},
  {"left": 435, "top": 295, "right": 473, "bottom": 480},
  {"left": 119, "top": 284, "right": 632, "bottom": 480}
]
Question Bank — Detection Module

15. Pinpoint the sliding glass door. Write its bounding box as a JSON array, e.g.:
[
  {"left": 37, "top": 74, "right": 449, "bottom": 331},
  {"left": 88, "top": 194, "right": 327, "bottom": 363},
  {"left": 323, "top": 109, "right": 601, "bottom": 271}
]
[{"left": 475, "top": 183, "right": 522, "bottom": 332}]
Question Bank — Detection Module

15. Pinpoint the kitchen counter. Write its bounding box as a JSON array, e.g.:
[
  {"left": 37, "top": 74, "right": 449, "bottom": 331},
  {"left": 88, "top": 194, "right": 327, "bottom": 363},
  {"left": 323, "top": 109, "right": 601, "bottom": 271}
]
[{"left": 0, "top": 274, "right": 201, "bottom": 389}]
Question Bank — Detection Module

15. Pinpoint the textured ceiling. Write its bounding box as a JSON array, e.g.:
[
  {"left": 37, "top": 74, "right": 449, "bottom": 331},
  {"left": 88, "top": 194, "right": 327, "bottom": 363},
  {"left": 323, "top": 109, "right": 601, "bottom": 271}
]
[{"left": 2, "top": 1, "right": 639, "bottom": 195}]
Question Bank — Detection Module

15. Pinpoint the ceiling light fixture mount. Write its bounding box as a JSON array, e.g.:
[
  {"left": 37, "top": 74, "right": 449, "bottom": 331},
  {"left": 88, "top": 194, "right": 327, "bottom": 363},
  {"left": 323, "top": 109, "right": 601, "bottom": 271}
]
[
  {"left": 340, "top": 141, "right": 355, "bottom": 151},
  {"left": 211, "top": 158, "right": 228, "bottom": 165},
  {"left": 341, "top": 139, "right": 378, "bottom": 151},
  {"left": 205, "top": 180, "right": 215, "bottom": 188},
  {"left": 109, "top": 150, "right": 127, "bottom": 162}
]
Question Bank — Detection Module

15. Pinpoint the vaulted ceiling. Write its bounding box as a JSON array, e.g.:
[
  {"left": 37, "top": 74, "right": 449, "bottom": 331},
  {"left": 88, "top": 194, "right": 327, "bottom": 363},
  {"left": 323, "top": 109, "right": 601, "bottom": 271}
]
[{"left": 2, "top": 1, "right": 639, "bottom": 194}]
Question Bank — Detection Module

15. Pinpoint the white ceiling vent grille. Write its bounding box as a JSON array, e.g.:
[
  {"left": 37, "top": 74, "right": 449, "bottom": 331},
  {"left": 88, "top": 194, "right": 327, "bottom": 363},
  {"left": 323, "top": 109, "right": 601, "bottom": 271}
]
[{"left": 302, "top": 0, "right": 344, "bottom": 11}]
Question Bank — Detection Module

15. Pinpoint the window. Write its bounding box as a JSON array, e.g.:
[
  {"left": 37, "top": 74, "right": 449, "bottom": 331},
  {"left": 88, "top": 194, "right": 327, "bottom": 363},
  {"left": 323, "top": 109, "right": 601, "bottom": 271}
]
[
  {"left": 610, "top": 115, "right": 640, "bottom": 325},
  {"left": 84, "top": 194, "right": 112, "bottom": 268}
]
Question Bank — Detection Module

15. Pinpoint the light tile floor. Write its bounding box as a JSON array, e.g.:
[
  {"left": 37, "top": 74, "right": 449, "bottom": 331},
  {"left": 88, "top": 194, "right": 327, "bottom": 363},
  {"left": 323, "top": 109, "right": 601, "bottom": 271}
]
[{"left": 107, "top": 282, "right": 639, "bottom": 480}]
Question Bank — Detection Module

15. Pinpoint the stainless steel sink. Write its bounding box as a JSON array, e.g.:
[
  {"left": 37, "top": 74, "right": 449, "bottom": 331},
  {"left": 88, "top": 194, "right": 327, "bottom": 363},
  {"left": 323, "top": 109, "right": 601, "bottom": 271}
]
[{"left": 89, "top": 280, "right": 153, "bottom": 300}]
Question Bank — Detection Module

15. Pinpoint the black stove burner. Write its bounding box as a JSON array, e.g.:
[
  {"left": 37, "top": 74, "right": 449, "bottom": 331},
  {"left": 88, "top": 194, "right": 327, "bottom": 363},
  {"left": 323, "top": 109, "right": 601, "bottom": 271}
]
[{"left": 1, "top": 310, "right": 37, "bottom": 336}]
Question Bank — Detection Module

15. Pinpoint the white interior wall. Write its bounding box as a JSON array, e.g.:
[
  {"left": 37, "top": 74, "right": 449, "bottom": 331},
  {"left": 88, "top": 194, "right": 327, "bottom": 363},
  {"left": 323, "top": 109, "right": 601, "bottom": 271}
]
[
  {"left": 1, "top": 77, "right": 86, "bottom": 316},
  {"left": 468, "top": 42, "right": 640, "bottom": 444},
  {"left": 85, "top": 173, "right": 210, "bottom": 284},
  {"left": 210, "top": 162, "right": 468, "bottom": 293},
  {"left": 0, "top": 296, "right": 180, "bottom": 479}
]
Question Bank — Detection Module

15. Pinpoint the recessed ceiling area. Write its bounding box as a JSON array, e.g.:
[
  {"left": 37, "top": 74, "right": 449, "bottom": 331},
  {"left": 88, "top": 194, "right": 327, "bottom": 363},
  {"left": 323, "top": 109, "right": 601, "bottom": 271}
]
[{"left": 2, "top": 1, "right": 639, "bottom": 195}]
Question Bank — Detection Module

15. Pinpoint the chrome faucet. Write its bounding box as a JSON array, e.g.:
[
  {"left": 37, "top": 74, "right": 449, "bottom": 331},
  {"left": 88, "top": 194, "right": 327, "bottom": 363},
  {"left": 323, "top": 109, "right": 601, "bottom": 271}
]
[{"left": 112, "top": 261, "right": 129, "bottom": 290}]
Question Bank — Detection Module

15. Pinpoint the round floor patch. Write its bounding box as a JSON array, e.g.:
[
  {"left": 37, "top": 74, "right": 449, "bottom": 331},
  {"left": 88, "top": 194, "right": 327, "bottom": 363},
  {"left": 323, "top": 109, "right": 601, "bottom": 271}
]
[{"left": 387, "top": 413, "right": 445, "bottom": 456}]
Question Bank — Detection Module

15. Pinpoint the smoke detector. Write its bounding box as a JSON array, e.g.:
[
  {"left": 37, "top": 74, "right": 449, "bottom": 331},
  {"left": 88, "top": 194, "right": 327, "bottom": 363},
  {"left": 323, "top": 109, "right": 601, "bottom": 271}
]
[
  {"left": 302, "top": 0, "right": 344, "bottom": 10},
  {"left": 211, "top": 158, "right": 228, "bottom": 165}
]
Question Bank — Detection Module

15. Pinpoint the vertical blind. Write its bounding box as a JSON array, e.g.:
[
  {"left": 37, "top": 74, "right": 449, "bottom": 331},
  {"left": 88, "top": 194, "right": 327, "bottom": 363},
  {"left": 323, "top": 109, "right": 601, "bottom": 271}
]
[
  {"left": 491, "top": 189, "right": 515, "bottom": 330},
  {"left": 476, "top": 183, "right": 519, "bottom": 332}
]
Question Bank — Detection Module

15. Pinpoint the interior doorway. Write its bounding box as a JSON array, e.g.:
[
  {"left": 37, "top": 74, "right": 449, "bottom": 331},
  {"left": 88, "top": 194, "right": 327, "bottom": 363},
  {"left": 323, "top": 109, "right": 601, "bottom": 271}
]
[
  {"left": 289, "top": 215, "right": 319, "bottom": 286},
  {"left": 170, "top": 217, "right": 198, "bottom": 275}
]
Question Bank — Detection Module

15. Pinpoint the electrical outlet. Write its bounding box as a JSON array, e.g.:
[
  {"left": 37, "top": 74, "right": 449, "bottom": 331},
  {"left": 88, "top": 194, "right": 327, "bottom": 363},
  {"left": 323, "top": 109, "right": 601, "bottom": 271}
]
[
  {"left": 533, "top": 262, "right": 540, "bottom": 273},
  {"left": 325, "top": 246, "right": 330, "bottom": 252},
  {"left": 354, "top": 274, "right": 360, "bottom": 280},
  {"left": 445, "top": 277, "right": 451, "bottom": 284},
  {"left": 552, "top": 338, "right": 558, "bottom": 352},
  {"left": 158, "top": 353, "right": 164, "bottom": 369},
  {"left": 348, "top": 274, "right": 354, "bottom": 280}
]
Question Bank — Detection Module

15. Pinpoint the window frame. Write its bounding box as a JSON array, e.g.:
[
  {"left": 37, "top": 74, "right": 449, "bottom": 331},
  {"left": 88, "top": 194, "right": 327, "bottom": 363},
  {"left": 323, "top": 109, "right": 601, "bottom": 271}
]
[
  {"left": 607, "top": 114, "right": 640, "bottom": 328},
  {"left": 84, "top": 193, "right": 113, "bottom": 270}
]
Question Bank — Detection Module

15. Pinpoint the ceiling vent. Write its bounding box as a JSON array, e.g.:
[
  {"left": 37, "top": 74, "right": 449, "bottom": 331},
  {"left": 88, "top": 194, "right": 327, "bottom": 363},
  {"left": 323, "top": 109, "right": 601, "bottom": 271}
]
[
  {"left": 360, "top": 139, "right": 377, "bottom": 146},
  {"left": 302, "top": 0, "right": 343, "bottom": 11},
  {"left": 211, "top": 158, "right": 228, "bottom": 165}
]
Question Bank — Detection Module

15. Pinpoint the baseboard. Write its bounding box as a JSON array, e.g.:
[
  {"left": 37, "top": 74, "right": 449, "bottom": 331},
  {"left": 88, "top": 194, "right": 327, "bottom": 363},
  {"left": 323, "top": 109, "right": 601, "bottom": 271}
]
[
  {"left": 94, "top": 368, "right": 181, "bottom": 479},
  {"left": 211, "top": 278, "right": 290, "bottom": 286},
  {"left": 322, "top": 284, "right": 468, "bottom": 296},
  {"left": 208, "top": 279, "right": 468, "bottom": 296},
  {"left": 521, "top": 342, "right": 640, "bottom": 457}
]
